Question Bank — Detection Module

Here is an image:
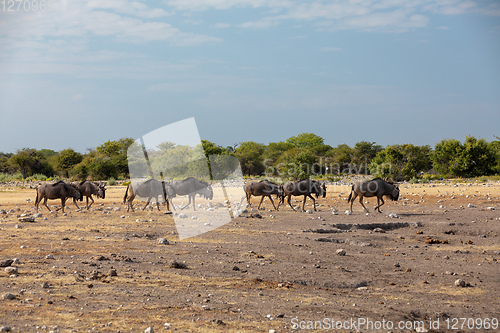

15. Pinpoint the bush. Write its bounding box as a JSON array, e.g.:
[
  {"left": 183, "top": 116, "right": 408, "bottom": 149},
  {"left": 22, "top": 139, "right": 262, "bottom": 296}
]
[{"left": 108, "top": 177, "right": 116, "bottom": 186}]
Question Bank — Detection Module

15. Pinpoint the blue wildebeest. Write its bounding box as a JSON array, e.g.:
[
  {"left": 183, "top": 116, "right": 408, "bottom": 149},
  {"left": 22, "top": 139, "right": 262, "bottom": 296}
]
[
  {"left": 34, "top": 180, "right": 82, "bottom": 213},
  {"left": 243, "top": 180, "right": 283, "bottom": 211},
  {"left": 123, "top": 179, "right": 176, "bottom": 212},
  {"left": 171, "top": 177, "right": 213, "bottom": 210},
  {"left": 283, "top": 179, "right": 326, "bottom": 212},
  {"left": 347, "top": 178, "right": 399, "bottom": 213},
  {"left": 71, "top": 181, "right": 106, "bottom": 210}
]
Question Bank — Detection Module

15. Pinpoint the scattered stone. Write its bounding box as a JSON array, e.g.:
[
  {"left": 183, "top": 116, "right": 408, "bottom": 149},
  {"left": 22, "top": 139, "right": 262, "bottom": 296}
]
[
  {"left": 345, "top": 210, "right": 352, "bottom": 215},
  {"left": 157, "top": 238, "right": 169, "bottom": 245},
  {"left": 4, "top": 266, "right": 18, "bottom": 275},
  {"left": 42, "top": 282, "right": 50, "bottom": 289},
  {"left": 250, "top": 213, "right": 262, "bottom": 219},
  {"left": 18, "top": 216, "right": 35, "bottom": 222},
  {"left": 178, "top": 213, "right": 188, "bottom": 219},
  {"left": 170, "top": 261, "right": 188, "bottom": 269},
  {"left": 0, "top": 326, "right": 12, "bottom": 332},
  {"left": 336, "top": 249, "right": 346, "bottom": 256},
  {"left": 144, "top": 327, "right": 154, "bottom": 333},
  {"left": 108, "top": 269, "right": 117, "bottom": 277},
  {"left": 2, "top": 293, "right": 16, "bottom": 300},
  {"left": 486, "top": 206, "right": 495, "bottom": 210},
  {"left": 0, "top": 259, "right": 13, "bottom": 267},
  {"left": 455, "top": 279, "right": 466, "bottom": 287},
  {"left": 232, "top": 266, "right": 240, "bottom": 271},
  {"left": 45, "top": 254, "right": 54, "bottom": 260},
  {"left": 467, "top": 203, "right": 475, "bottom": 208},
  {"left": 332, "top": 209, "right": 338, "bottom": 215},
  {"left": 388, "top": 213, "right": 398, "bottom": 218},
  {"left": 373, "top": 227, "right": 385, "bottom": 233},
  {"left": 305, "top": 210, "right": 313, "bottom": 214},
  {"left": 425, "top": 237, "right": 448, "bottom": 244}
]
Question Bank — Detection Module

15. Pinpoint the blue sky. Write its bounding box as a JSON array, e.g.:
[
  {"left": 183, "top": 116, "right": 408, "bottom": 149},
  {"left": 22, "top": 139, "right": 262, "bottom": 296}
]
[{"left": 1, "top": 0, "right": 499, "bottom": 153}]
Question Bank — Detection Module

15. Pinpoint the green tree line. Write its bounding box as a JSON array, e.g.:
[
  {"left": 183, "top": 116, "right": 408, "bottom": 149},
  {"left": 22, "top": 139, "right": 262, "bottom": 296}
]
[{"left": 1, "top": 134, "right": 499, "bottom": 182}]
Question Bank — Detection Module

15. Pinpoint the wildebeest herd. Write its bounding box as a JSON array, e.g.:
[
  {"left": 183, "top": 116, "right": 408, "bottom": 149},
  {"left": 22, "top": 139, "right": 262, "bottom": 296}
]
[{"left": 33, "top": 177, "right": 399, "bottom": 214}]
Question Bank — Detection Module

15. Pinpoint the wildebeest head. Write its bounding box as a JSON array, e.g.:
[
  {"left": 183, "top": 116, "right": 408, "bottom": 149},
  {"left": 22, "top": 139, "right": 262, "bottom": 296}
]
[
  {"left": 321, "top": 182, "right": 327, "bottom": 198},
  {"left": 391, "top": 185, "right": 400, "bottom": 201},
  {"left": 203, "top": 184, "right": 214, "bottom": 200},
  {"left": 97, "top": 183, "right": 106, "bottom": 199},
  {"left": 313, "top": 181, "right": 326, "bottom": 198}
]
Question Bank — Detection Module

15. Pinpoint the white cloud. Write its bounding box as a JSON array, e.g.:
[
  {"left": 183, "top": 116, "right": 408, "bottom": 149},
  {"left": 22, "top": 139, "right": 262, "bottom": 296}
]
[{"left": 214, "top": 23, "right": 231, "bottom": 28}]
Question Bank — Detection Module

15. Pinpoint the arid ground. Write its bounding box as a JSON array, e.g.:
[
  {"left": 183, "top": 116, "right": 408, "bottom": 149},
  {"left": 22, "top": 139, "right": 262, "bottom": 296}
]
[{"left": 0, "top": 180, "right": 499, "bottom": 332}]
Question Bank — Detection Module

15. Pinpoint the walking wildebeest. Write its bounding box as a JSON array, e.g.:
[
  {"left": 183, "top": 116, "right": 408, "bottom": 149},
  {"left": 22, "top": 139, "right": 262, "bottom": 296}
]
[
  {"left": 243, "top": 180, "right": 283, "bottom": 211},
  {"left": 347, "top": 178, "right": 399, "bottom": 213},
  {"left": 283, "top": 179, "right": 326, "bottom": 212},
  {"left": 171, "top": 177, "right": 213, "bottom": 210},
  {"left": 34, "top": 180, "right": 82, "bottom": 213},
  {"left": 122, "top": 179, "right": 176, "bottom": 212},
  {"left": 70, "top": 181, "right": 106, "bottom": 210}
]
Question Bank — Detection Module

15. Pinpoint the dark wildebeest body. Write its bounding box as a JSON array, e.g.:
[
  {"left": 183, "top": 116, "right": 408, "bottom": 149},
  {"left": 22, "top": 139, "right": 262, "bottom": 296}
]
[
  {"left": 243, "top": 180, "right": 283, "bottom": 211},
  {"left": 347, "top": 178, "right": 399, "bottom": 213},
  {"left": 71, "top": 181, "right": 106, "bottom": 210},
  {"left": 283, "top": 179, "right": 326, "bottom": 212},
  {"left": 171, "top": 177, "right": 213, "bottom": 211},
  {"left": 34, "top": 180, "right": 82, "bottom": 213},
  {"left": 123, "top": 179, "right": 175, "bottom": 212}
]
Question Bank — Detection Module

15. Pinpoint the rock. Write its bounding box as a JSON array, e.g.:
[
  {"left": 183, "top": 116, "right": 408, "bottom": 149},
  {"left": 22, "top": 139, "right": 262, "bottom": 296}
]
[
  {"left": 45, "top": 254, "right": 54, "bottom": 260},
  {"left": 4, "top": 266, "right": 18, "bottom": 275},
  {"left": 42, "top": 282, "right": 51, "bottom": 289},
  {"left": 144, "top": 327, "right": 154, "bottom": 333},
  {"left": 332, "top": 209, "right": 338, "bottom": 215},
  {"left": 336, "top": 249, "right": 346, "bottom": 256},
  {"left": 373, "top": 227, "right": 385, "bottom": 233},
  {"left": 108, "top": 269, "right": 117, "bottom": 277},
  {"left": 487, "top": 206, "right": 495, "bottom": 210},
  {"left": 0, "top": 326, "right": 12, "bottom": 332},
  {"left": 232, "top": 266, "right": 240, "bottom": 271},
  {"left": 344, "top": 210, "right": 352, "bottom": 215},
  {"left": 305, "top": 210, "right": 313, "bottom": 214},
  {"left": 2, "top": 293, "right": 16, "bottom": 300},
  {"left": 178, "top": 213, "right": 188, "bottom": 219},
  {"left": 157, "top": 238, "right": 169, "bottom": 245},
  {"left": 455, "top": 279, "right": 466, "bottom": 287},
  {"left": 467, "top": 203, "right": 475, "bottom": 208},
  {"left": 0, "top": 259, "right": 14, "bottom": 267},
  {"left": 388, "top": 213, "right": 399, "bottom": 218},
  {"left": 33, "top": 213, "right": 42, "bottom": 218},
  {"left": 18, "top": 216, "right": 35, "bottom": 222}
]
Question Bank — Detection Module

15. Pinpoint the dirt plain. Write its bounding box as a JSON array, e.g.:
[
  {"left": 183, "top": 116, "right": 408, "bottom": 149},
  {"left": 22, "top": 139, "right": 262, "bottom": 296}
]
[{"left": 0, "top": 180, "right": 499, "bottom": 333}]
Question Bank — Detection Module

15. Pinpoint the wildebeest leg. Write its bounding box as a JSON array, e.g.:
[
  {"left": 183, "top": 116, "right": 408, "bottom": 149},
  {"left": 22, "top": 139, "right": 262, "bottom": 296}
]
[
  {"left": 192, "top": 195, "right": 196, "bottom": 211},
  {"left": 374, "top": 196, "right": 385, "bottom": 213},
  {"left": 72, "top": 198, "right": 81, "bottom": 210},
  {"left": 143, "top": 197, "right": 152, "bottom": 210},
  {"left": 268, "top": 195, "right": 277, "bottom": 210},
  {"left": 127, "top": 195, "right": 134, "bottom": 212},
  {"left": 245, "top": 193, "right": 252, "bottom": 208},
  {"left": 308, "top": 194, "right": 317, "bottom": 211},
  {"left": 257, "top": 196, "right": 265, "bottom": 210},
  {"left": 87, "top": 195, "right": 95, "bottom": 210},
  {"left": 43, "top": 197, "right": 51, "bottom": 212},
  {"left": 359, "top": 195, "right": 369, "bottom": 213},
  {"left": 349, "top": 192, "right": 358, "bottom": 212},
  {"left": 302, "top": 195, "right": 308, "bottom": 211},
  {"left": 61, "top": 197, "right": 66, "bottom": 213},
  {"left": 155, "top": 197, "right": 161, "bottom": 211},
  {"left": 287, "top": 194, "right": 296, "bottom": 211}
]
